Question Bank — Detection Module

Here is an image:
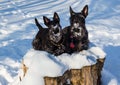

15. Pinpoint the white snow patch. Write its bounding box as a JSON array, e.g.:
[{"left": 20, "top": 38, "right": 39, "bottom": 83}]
[
  {"left": 108, "top": 79, "right": 118, "bottom": 85},
  {"left": 10, "top": 46, "right": 105, "bottom": 85},
  {"left": 0, "top": 66, "right": 13, "bottom": 83},
  {"left": 89, "top": 47, "right": 106, "bottom": 58}
]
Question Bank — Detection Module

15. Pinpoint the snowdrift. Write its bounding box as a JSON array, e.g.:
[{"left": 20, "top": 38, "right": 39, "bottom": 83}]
[{"left": 11, "top": 44, "right": 106, "bottom": 85}]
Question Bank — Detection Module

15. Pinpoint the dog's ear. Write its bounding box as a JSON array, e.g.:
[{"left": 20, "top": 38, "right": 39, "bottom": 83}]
[
  {"left": 81, "top": 5, "right": 88, "bottom": 18},
  {"left": 43, "top": 16, "right": 50, "bottom": 26},
  {"left": 70, "top": 6, "right": 75, "bottom": 16},
  {"left": 53, "top": 12, "right": 60, "bottom": 22},
  {"left": 35, "top": 18, "right": 43, "bottom": 30}
]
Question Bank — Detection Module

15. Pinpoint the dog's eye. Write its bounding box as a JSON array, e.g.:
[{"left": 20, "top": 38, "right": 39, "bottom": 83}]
[
  {"left": 79, "top": 17, "right": 85, "bottom": 23},
  {"left": 82, "top": 19, "right": 85, "bottom": 23}
]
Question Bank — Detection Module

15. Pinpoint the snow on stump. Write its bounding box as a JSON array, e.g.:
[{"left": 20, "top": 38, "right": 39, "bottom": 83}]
[
  {"left": 13, "top": 45, "right": 106, "bottom": 85},
  {"left": 44, "top": 58, "right": 105, "bottom": 85},
  {"left": 44, "top": 46, "right": 106, "bottom": 85}
]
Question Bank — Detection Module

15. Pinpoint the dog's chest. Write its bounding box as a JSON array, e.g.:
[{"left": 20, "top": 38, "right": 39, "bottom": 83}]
[{"left": 46, "top": 40, "right": 61, "bottom": 49}]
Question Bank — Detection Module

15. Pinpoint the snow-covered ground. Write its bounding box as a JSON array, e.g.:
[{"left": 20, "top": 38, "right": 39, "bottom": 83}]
[{"left": 0, "top": 0, "right": 120, "bottom": 85}]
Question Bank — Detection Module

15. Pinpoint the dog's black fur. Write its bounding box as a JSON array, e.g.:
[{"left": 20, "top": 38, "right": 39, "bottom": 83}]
[
  {"left": 32, "top": 12, "right": 65, "bottom": 56},
  {"left": 32, "top": 18, "right": 46, "bottom": 50},
  {"left": 63, "top": 5, "right": 89, "bottom": 54}
]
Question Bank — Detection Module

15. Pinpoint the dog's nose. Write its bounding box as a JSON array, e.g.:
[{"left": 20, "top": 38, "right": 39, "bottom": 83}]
[
  {"left": 54, "top": 28, "right": 59, "bottom": 34},
  {"left": 73, "top": 28, "right": 80, "bottom": 32}
]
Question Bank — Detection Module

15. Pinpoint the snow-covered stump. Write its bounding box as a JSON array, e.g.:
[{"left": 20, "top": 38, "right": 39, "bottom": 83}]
[
  {"left": 12, "top": 45, "right": 106, "bottom": 85},
  {"left": 44, "top": 58, "right": 105, "bottom": 85}
]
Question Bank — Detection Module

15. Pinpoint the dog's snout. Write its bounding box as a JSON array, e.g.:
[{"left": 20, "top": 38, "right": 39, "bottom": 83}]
[
  {"left": 73, "top": 28, "right": 80, "bottom": 32},
  {"left": 54, "top": 28, "right": 59, "bottom": 34}
]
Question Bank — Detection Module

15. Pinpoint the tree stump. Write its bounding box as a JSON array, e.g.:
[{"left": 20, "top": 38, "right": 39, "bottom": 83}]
[{"left": 44, "top": 58, "right": 105, "bottom": 85}]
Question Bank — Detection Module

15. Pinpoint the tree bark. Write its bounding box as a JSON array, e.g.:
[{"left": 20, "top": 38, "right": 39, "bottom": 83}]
[{"left": 44, "top": 58, "right": 105, "bottom": 85}]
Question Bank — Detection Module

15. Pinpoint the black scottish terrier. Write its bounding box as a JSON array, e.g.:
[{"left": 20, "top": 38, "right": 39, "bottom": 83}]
[
  {"left": 63, "top": 5, "right": 89, "bottom": 54},
  {"left": 32, "top": 12, "right": 65, "bottom": 56}
]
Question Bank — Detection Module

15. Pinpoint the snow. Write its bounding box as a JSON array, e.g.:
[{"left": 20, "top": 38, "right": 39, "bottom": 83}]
[
  {"left": 11, "top": 46, "right": 105, "bottom": 85},
  {"left": 58, "top": 46, "right": 106, "bottom": 69},
  {"left": 16, "top": 50, "right": 66, "bottom": 85},
  {"left": 0, "top": 0, "right": 120, "bottom": 85}
]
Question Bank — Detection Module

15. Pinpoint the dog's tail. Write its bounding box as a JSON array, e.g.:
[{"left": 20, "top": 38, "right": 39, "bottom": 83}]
[{"left": 35, "top": 18, "right": 43, "bottom": 30}]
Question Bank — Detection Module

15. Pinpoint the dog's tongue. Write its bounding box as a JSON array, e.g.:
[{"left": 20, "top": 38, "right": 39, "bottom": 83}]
[{"left": 70, "top": 42, "right": 75, "bottom": 48}]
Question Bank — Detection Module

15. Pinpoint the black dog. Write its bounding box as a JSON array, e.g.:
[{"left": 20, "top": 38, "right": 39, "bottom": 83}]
[
  {"left": 32, "top": 12, "right": 65, "bottom": 56},
  {"left": 63, "top": 5, "right": 89, "bottom": 54}
]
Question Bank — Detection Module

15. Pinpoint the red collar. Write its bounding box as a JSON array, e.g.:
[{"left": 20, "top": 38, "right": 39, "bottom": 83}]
[{"left": 70, "top": 42, "right": 75, "bottom": 48}]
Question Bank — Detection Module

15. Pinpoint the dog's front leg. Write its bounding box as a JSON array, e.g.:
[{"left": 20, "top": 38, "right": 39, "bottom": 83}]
[
  {"left": 54, "top": 45, "right": 65, "bottom": 56},
  {"left": 77, "top": 42, "right": 83, "bottom": 51}
]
